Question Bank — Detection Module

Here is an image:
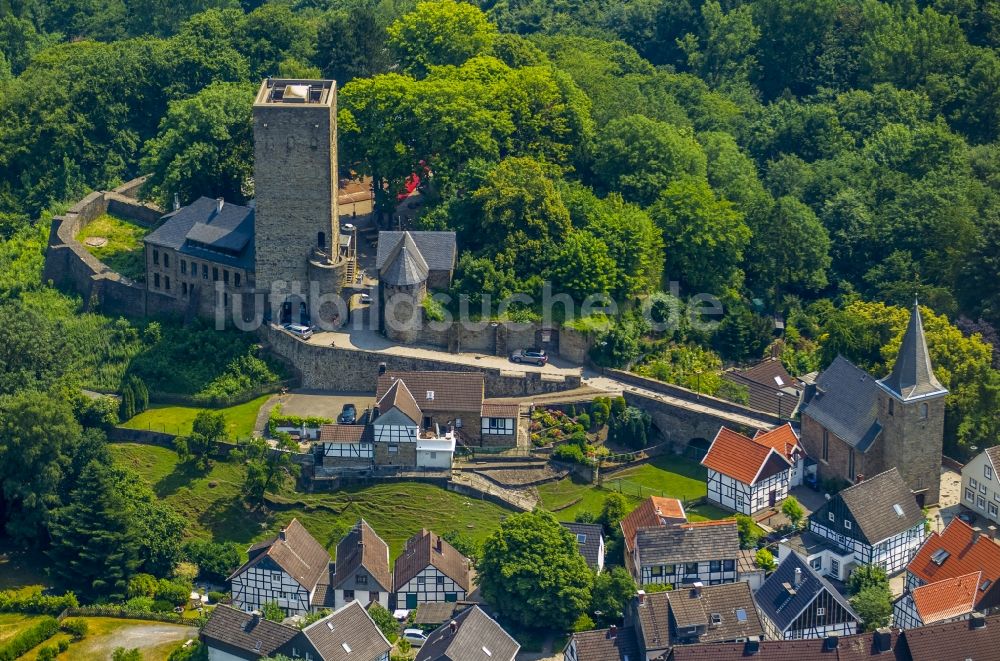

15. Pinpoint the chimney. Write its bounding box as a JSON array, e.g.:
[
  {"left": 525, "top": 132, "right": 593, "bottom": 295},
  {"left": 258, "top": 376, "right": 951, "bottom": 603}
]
[
  {"left": 874, "top": 627, "right": 892, "bottom": 653},
  {"left": 609, "top": 625, "right": 617, "bottom": 640},
  {"left": 249, "top": 612, "right": 261, "bottom": 629},
  {"left": 970, "top": 613, "right": 986, "bottom": 630},
  {"left": 448, "top": 620, "right": 458, "bottom": 635},
  {"left": 637, "top": 590, "right": 646, "bottom": 606},
  {"left": 989, "top": 525, "right": 998, "bottom": 540},
  {"left": 824, "top": 636, "right": 839, "bottom": 651},
  {"left": 436, "top": 536, "right": 443, "bottom": 553},
  {"left": 278, "top": 528, "right": 286, "bottom": 542},
  {"left": 855, "top": 473, "right": 865, "bottom": 483},
  {"left": 692, "top": 581, "right": 703, "bottom": 598},
  {"left": 794, "top": 567, "right": 802, "bottom": 588},
  {"left": 972, "top": 527, "right": 984, "bottom": 545},
  {"left": 378, "top": 362, "right": 387, "bottom": 375},
  {"left": 216, "top": 198, "right": 225, "bottom": 213}
]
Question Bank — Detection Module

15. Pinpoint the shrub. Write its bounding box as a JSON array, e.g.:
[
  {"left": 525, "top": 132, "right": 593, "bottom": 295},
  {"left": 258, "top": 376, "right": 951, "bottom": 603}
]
[
  {"left": 151, "top": 600, "right": 175, "bottom": 613},
  {"left": 552, "top": 444, "right": 585, "bottom": 463},
  {"left": 0, "top": 616, "right": 59, "bottom": 661},
  {"left": 207, "top": 591, "right": 228, "bottom": 604},
  {"left": 569, "top": 431, "right": 587, "bottom": 447},
  {"left": 182, "top": 540, "right": 245, "bottom": 584},
  {"left": 571, "top": 613, "right": 595, "bottom": 632},
  {"left": 156, "top": 579, "right": 192, "bottom": 606},
  {"left": 125, "top": 596, "right": 155, "bottom": 611},
  {"left": 0, "top": 589, "right": 78, "bottom": 615},
  {"left": 576, "top": 412, "right": 590, "bottom": 429},
  {"left": 36, "top": 646, "right": 57, "bottom": 661},
  {"left": 128, "top": 573, "right": 158, "bottom": 599},
  {"left": 61, "top": 618, "right": 89, "bottom": 640},
  {"left": 57, "top": 639, "right": 70, "bottom": 653},
  {"left": 611, "top": 396, "right": 626, "bottom": 416}
]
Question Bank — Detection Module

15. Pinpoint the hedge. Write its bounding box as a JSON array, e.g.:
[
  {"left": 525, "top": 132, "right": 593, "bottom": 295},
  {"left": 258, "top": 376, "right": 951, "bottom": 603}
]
[
  {"left": 0, "top": 590, "right": 78, "bottom": 615},
  {"left": 0, "top": 616, "right": 59, "bottom": 661}
]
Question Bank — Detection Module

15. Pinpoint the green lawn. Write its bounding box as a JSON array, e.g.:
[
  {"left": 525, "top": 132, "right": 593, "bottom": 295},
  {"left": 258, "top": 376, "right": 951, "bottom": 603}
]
[
  {"left": 0, "top": 613, "right": 47, "bottom": 647},
  {"left": 15, "top": 617, "right": 196, "bottom": 661},
  {"left": 119, "top": 395, "right": 271, "bottom": 439},
  {"left": 110, "top": 444, "right": 511, "bottom": 560},
  {"left": 75, "top": 213, "right": 150, "bottom": 281}
]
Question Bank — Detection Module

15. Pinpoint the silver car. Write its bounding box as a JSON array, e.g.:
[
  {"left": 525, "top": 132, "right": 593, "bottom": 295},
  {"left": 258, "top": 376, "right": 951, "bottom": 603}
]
[{"left": 510, "top": 348, "right": 548, "bottom": 365}]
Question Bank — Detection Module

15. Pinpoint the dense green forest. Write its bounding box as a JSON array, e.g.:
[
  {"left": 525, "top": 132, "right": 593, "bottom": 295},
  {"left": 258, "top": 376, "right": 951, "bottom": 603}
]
[{"left": 1, "top": 0, "right": 999, "bottom": 602}]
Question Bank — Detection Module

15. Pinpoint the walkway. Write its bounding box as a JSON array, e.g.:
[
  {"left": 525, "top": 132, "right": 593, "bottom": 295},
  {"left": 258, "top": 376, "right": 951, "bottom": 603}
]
[{"left": 450, "top": 470, "right": 538, "bottom": 511}]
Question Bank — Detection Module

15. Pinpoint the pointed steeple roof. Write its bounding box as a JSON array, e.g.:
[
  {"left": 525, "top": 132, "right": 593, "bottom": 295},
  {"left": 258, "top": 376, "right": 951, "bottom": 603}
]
[
  {"left": 877, "top": 301, "right": 947, "bottom": 401},
  {"left": 379, "top": 231, "right": 429, "bottom": 286}
]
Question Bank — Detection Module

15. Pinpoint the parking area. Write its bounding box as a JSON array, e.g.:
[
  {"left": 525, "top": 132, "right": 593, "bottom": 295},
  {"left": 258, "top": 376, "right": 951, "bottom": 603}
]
[{"left": 277, "top": 389, "right": 376, "bottom": 422}]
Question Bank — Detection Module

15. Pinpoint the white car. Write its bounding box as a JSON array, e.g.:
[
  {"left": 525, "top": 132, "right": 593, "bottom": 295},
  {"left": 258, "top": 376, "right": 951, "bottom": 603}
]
[
  {"left": 359, "top": 292, "right": 373, "bottom": 304},
  {"left": 402, "top": 629, "right": 428, "bottom": 647},
  {"left": 283, "top": 323, "right": 313, "bottom": 340}
]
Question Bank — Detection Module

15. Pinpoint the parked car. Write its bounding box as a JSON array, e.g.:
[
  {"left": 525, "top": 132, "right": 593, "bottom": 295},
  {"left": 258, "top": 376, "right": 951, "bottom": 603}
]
[
  {"left": 358, "top": 292, "right": 373, "bottom": 304},
  {"left": 283, "top": 323, "right": 313, "bottom": 340},
  {"left": 338, "top": 403, "right": 357, "bottom": 425},
  {"left": 510, "top": 348, "right": 548, "bottom": 365},
  {"left": 402, "top": 629, "right": 428, "bottom": 647}
]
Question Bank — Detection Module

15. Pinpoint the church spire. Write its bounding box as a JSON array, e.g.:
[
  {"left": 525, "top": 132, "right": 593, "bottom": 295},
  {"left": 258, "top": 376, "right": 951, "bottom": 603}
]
[{"left": 877, "top": 301, "right": 947, "bottom": 401}]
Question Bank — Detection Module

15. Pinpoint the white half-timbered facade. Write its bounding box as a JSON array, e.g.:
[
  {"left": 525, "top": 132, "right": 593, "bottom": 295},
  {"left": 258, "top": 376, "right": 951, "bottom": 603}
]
[
  {"left": 632, "top": 521, "right": 740, "bottom": 588},
  {"left": 756, "top": 554, "right": 860, "bottom": 640},
  {"left": 702, "top": 427, "right": 792, "bottom": 515},
  {"left": 228, "top": 519, "right": 332, "bottom": 617},
  {"left": 330, "top": 520, "right": 393, "bottom": 612},
  {"left": 393, "top": 530, "right": 472, "bottom": 610},
  {"left": 807, "top": 469, "right": 926, "bottom": 580},
  {"left": 960, "top": 447, "right": 1000, "bottom": 525},
  {"left": 893, "top": 571, "right": 981, "bottom": 630}
]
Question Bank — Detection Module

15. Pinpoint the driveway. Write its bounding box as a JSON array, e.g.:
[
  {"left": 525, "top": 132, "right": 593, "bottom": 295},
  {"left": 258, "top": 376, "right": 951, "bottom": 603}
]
[{"left": 278, "top": 390, "right": 376, "bottom": 421}]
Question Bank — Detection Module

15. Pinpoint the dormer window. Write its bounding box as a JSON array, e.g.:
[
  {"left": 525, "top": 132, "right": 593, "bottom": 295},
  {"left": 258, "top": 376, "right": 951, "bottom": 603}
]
[
  {"left": 828, "top": 512, "right": 835, "bottom": 523},
  {"left": 426, "top": 390, "right": 435, "bottom": 401},
  {"left": 844, "top": 520, "right": 852, "bottom": 530}
]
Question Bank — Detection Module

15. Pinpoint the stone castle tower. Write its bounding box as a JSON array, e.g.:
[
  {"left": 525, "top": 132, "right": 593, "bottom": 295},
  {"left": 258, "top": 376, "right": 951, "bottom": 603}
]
[
  {"left": 875, "top": 301, "right": 948, "bottom": 506},
  {"left": 379, "top": 232, "right": 429, "bottom": 344},
  {"left": 252, "top": 79, "right": 346, "bottom": 324}
]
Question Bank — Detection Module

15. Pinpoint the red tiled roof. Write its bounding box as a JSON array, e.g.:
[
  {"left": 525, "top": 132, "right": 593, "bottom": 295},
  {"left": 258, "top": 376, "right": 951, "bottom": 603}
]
[
  {"left": 481, "top": 401, "right": 520, "bottom": 418},
  {"left": 753, "top": 423, "right": 801, "bottom": 461},
  {"left": 619, "top": 497, "right": 687, "bottom": 552},
  {"left": 907, "top": 518, "right": 1000, "bottom": 607},
  {"left": 319, "top": 424, "right": 366, "bottom": 443},
  {"left": 702, "top": 427, "right": 788, "bottom": 485},
  {"left": 912, "top": 571, "right": 980, "bottom": 624}
]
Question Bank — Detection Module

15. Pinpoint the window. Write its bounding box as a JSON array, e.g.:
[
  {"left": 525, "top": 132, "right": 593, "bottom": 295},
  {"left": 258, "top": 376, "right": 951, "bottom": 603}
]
[
  {"left": 369, "top": 592, "right": 379, "bottom": 602},
  {"left": 972, "top": 478, "right": 979, "bottom": 489},
  {"left": 318, "top": 231, "right": 326, "bottom": 248},
  {"left": 651, "top": 565, "right": 663, "bottom": 577},
  {"left": 430, "top": 451, "right": 437, "bottom": 459},
  {"left": 436, "top": 576, "right": 445, "bottom": 586},
  {"left": 810, "top": 558, "right": 822, "bottom": 571},
  {"left": 153, "top": 249, "right": 159, "bottom": 265},
  {"left": 417, "top": 576, "right": 426, "bottom": 585},
  {"left": 978, "top": 496, "right": 986, "bottom": 510},
  {"left": 989, "top": 502, "right": 998, "bottom": 518},
  {"left": 202, "top": 264, "right": 208, "bottom": 279},
  {"left": 664, "top": 564, "right": 675, "bottom": 574},
  {"left": 920, "top": 403, "right": 928, "bottom": 419},
  {"left": 828, "top": 512, "right": 836, "bottom": 523},
  {"left": 710, "top": 560, "right": 722, "bottom": 572},
  {"left": 343, "top": 590, "right": 354, "bottom": 601},
  {"left": 816, "top": 607, "right": 826, "bottom": 617},
  {"left": 831, "top": 559, "right": 840, "bottom": 576},
  {"left": 181, "top": 260, "right": 187, "bottom": 274},
  {"left": 164, "top": 276, "right": 170, "bottom": 291},
  {"left": 271, "top": 572, "right": 282, "bottom": 584},
  {"left": 987, "top": 465, "right": 994, "bottom": 481},
  {"left": 182, "top": 282, "right": 188, "bottom": 295},
  {"left": 224, "top": 270, "right": 229, "bottom": 284},
  {"left": 888, "top": 399, "right": 894, "bottom": 415},
  {"left": 576, "top": 534, "right": 587, "bottom": 544},
  {"left": 223, "top": 292, "right": 228, "bottom": 306},
  {"left": 235, "top": 272, "right": 241, "bottom": 287},
  {"left": 389, "top": 444, "right": 398, "bottom": 453},
  {"left": 844, "top": 520, "right": 852, "bottom": 530},
  {"left": 685, "top": 562, "right": 698, "bottom": 575},
  {"left": 822, "top": 429, "right": 829, "bottom": 462},
  {"left": 355, "top": 574, "right": 368, "bottom": 585},
  {"left": 981, "top": 483, "right": 988, "bottom": 495},
  {"left": 723, "top": 559, "right": 735, "bottom": 571},
  {"left": 163, "top": 253, "right": 169, "bottom": 268},
  {"left": 212, "top": 267, "right": 218, "bottom": 281},
  {"left": 967, "top": 488, "right": 976, "bottom": 504},
  {"left": 736, "top": 494, "right": 745, "bottom": 509},
  {"left": 154, "top": 273, "right": 160, "bottom": 288}
]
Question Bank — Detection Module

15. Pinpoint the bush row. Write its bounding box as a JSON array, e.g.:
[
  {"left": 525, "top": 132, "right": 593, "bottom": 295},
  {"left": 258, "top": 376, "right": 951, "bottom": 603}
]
[
  {"left": 0, "top": 616, "right": 59, "bottom": 661},
  {"left": 0, "top": 590, "right": 78, "bottom": 615}
]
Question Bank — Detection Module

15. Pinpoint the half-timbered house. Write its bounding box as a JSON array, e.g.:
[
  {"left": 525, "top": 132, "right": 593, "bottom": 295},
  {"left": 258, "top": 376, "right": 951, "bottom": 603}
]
[
  {"left": 393, "top": 529, "right": 473, "bottom": 609},
  {"left": 702, "top": 427, "right": 792, "bottom": 515},
  {"left": 807, "top": 468, "right": 926, "bottom": 579},
  {"left": 753, "top": 423, "right": 811, "bottom": 487},
  {"left": 414, "top": 605, "right": 521, "bottom": 661},
  {"left": 620, "top": 496, "right": 687, "bottom": 579},
  {"left": 756, "top": 553, "right": 860, "bottom": 640},
  {"left": 330, "top": 520, "right": 392, "bottom": 610},
  {"left": 893, "top": 571, "right": 981, "bottom": 630},
  {"left": 959, "top": 446, "right": 1000, "bottom": 525},
  {"left": 631, "top": 520, "right": 740, "bottom": 587},
  {"left": 229, "top": 519, "right": 332, "bottom": 617}
]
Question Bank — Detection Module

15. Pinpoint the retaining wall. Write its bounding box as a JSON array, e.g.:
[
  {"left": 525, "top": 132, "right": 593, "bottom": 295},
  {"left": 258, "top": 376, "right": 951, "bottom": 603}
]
[{"left": 262, "top": 324, "right": 581, "bottom": 397}]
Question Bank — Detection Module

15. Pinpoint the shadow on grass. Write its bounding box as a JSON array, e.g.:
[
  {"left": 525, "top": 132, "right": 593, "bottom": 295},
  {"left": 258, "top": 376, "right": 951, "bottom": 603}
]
[
  {"left": 197, "top": 495, "right": 271, "bottom": 545},
  {"left": 154, "top": 459, "right": 213, "bottom": 498}
]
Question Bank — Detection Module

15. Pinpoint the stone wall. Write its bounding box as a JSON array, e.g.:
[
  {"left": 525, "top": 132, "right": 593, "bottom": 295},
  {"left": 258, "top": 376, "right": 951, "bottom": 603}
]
[
  {"left": 623, "top": 389, "right": 772, "bottom": 449},
  {"left": 43, "top": 178, "right": 163, "bottom": 319},
  {"left": 558, "top": 326, "right": 593, "bottom": 363},
  {"left": 262, "top": 324, "right": 580, "bottom": 397}
]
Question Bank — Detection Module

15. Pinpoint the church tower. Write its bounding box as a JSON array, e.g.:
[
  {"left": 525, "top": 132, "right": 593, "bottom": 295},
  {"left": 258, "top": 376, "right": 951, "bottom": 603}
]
[
  {"left": 876, "top": 302, "right": 948, "bottom": 506},
  {"left": 252, "top": 79, "right": 344, "bottom": 324}
]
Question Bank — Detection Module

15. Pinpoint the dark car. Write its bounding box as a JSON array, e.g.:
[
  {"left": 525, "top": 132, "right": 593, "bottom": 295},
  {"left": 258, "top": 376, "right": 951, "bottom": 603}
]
[
  {"left": 510, "top": 348, "right": 548, "bottom": 366},
  {"left": 337, "top": 403, "right": 357, "bottom": 424}
]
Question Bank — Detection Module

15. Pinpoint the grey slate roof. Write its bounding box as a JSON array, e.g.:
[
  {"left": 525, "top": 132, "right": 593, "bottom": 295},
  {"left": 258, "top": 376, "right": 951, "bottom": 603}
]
[
  {"left": 415, "top": 605, "right": 520, "bottom": 661},
  {"left": 301, "top": 601, "right": 392, "bottom": 661},
  {"left": 722, "top": 358, "right": 803, "bottom": 417},
  {"left": 877, "top": 302, "right": 947, "bottom": 402},
  {"left": 802, "top": 355, "right": 882, "bottom": 452},
  {"left": 817, "top": 468, "right": 924, "bottom": 545},
  {"left": 561, "top": 522, "right": 603, "bottom": 570},
  {"left": 756, "top": 553, "right": 858, "bottom": 633},
  {"left": 379, "top": 231, "right": 429, "bottom": 286},
  {"left": 145, "top": 197, "right": 255, "bottom": 270},
  {"left": 635, "top": 521, "right": 740, "bottom": 567},
  {"left": 566, "top": 627, "right": 640, "bottom": 661},
  {"left": 376, "top": 231, "right": 456, "bottom": 273},
  {"left": 201, "top": 605, "right": 298, "bottom": 658},
  {"left": 667, "top": 582, "right": 766, "bottom": 645}
]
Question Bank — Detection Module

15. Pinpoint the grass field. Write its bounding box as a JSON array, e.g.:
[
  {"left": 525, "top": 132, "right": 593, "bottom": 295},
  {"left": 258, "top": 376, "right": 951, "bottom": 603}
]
[
  {"left": 120, "top": 395, "right": 271, "bottom": 439},
  {"left": 0, "top": 613, "right": 47, "bottom": 647},
  {"left": 75, "top": 213, "right": 150, "bottom": 281},
  {"left": 15, "top": 617, "right": 196, "bottom": 661},
  {"left": 111, "top": 444, "right": 511, "bottom": 559}
]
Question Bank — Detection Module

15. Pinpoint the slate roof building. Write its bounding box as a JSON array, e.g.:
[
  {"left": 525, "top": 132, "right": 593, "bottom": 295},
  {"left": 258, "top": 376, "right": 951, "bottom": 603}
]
[
  {"left": 201, "top": 601, "right": 391, "bottom": 661},
  {"left": 722, "top": 357, "right": 804, "bottom": 418},
  {"left": 561, "top": 522, "right": 606, "bottom": 573},
  {"left": 805, "top": 469, "right": 926, "bottom": 579},
  {"left": 329, "top": 520, "right": 392, "bottom": 611},
  {"left": 229, "top": 519, "right": 333, "bottom": 617},
  {"left": 393, "top": 529, "right": 473, "bottom": 609},
  {"left": 629, "top": 520, "right": 740, "bottom": 587},
  {"left": 756, "top": 553, "right": 860, "bottom": 640},
  {"left": 799, "top": 303, "right": 947, "bottom": 506},
  {"left": 897, "top": 611, "right": 1000, "bottom": 660},
  {"left": 376, "top": 231, "right": 457, "bottom": 343},
  {"left": 563, "top": 625, "right": 640, "bottom": 661},
  {"left": 702, "top": 427, "right": 793, "bottom": 515},
  {"left": 893, "top": 518, "right": 1000, "bottom": 629},
  {"left": 620, "top": 496, "right": 687, "bottom": 578},
  {"left": 414, "top": 604, "right": 520, "bottom": 661}
]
